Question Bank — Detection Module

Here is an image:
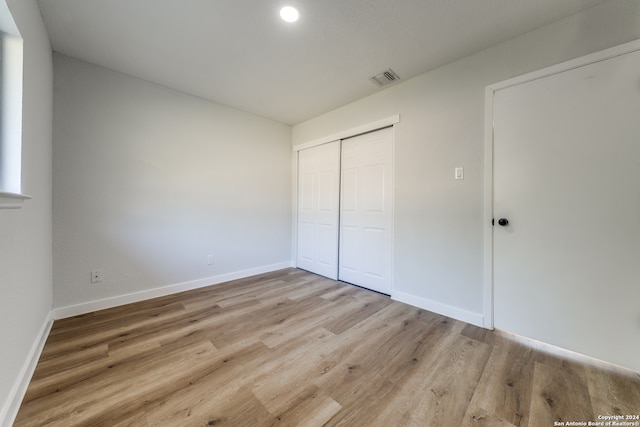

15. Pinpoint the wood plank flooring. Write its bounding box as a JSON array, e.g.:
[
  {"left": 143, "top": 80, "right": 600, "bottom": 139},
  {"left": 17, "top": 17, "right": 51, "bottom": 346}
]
[{"left": 14, "top": 268, "right": 640, "bottom": 426}]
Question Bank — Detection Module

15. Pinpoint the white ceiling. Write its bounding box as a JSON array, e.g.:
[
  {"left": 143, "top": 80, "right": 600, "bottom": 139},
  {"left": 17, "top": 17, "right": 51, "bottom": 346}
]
[{"left": 37, "top": 0, "right": 608, "bottom": 125}]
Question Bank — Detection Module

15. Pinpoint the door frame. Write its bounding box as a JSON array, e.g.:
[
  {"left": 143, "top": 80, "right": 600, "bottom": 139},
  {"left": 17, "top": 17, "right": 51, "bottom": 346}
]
[
  {"left": 483, "top": 39, "right": 640, "bottom": 330},
  {"left": 292, "top": 115, "right": 400, "bottom": 285}
]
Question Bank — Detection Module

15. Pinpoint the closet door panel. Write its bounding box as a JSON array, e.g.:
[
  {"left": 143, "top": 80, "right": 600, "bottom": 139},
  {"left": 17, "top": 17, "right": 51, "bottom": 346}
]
[
  {"left": 296, "top": 141, "right": 340, "bottom": 279},
  {"left": 339, "top": 127, "right": 393, "bottom": 294}
]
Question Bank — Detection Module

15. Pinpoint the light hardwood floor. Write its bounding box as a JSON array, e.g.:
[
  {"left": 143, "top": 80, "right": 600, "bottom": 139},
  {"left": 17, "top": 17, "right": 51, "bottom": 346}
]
[{"left": 15, "top": 268, "right": 640, "bottom": 426}]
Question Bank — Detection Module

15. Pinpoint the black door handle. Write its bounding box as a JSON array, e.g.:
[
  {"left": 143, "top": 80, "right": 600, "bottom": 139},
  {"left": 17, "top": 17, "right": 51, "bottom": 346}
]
[{"left": 498, "top": 218, "right": 509, "bottom": 226}]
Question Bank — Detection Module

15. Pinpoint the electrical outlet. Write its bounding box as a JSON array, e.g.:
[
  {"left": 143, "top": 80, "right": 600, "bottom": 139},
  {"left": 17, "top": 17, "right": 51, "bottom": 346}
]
[
  {"left": 207, "top": 255, "right": 214, "bottom": 265},
  {"left": 90, "top": 269, "right": 103, "bottom": 284}
]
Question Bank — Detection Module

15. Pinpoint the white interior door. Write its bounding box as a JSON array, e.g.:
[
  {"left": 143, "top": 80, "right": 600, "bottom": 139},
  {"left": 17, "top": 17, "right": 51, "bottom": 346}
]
[
  {"left": 339, "top": 127, "right": 393, "bottom": 294},
  {"left": 492, "top": 47, "right": 640, "bottom": 371},
  {"left": 296, "top": 141, "right": 340, "bottom": 279}
]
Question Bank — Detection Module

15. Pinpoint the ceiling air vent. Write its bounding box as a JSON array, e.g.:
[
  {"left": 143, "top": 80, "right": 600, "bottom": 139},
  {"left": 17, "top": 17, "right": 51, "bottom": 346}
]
[{"left": 370, "top": 69, "right": 400, "bottom": 87}]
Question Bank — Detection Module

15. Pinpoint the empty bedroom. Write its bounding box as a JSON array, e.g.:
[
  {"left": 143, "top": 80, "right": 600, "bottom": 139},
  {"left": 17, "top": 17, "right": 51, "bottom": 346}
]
[{"left": 1, "top": 0, "right": 639, "bottom": 425}]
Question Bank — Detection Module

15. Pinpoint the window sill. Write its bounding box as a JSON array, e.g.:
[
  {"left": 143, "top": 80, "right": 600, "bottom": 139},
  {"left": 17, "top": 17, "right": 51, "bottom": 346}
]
[{"left": 0, "top": 191, "right": 32, "bottom": 209}]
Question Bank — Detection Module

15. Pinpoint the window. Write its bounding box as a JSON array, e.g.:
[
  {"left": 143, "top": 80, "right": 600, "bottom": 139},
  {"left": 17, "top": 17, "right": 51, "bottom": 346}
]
[{"left": 0, "top": 0, "right": 28, "bottom": 208}]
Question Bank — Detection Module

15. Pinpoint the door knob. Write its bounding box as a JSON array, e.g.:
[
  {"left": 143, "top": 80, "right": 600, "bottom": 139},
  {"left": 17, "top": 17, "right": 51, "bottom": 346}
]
[{"left": 498, "top": 218, "right": 509, "bottom": 226}]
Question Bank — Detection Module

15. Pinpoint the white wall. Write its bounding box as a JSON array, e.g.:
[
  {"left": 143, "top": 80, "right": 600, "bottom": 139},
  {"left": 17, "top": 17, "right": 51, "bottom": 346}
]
[
  {"left": 52, "top": 54, "right": 292, "bottom": 311},
  {"left": 293, "top": 0, "right": 640, "bottom": 328},
  {"left": 0, "top": 0, "right": 53, "bottom": 423}
]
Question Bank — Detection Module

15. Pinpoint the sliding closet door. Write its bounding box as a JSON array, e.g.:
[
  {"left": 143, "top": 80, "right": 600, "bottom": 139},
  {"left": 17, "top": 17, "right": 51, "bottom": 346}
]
[
  {"left": 339, "top": 127, "right": 393, "bottom": 294},
  {"left": 296, "top": 141, "right": 340, "bottom": 279}
]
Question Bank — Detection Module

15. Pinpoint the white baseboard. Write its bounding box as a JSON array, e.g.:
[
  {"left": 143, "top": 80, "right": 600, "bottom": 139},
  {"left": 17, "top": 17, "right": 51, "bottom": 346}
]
[
  {"left": 495, "top": 329, "right": 639, "bottom": 375},
  {"left": 391, "top": 290, "right": 485, "bottom": 327},
  {"left": 1, "top": 313, "right": 53, "bottom": 427},
  {"left": 51, "top": 261, "right": 294, "bottom": 320}
]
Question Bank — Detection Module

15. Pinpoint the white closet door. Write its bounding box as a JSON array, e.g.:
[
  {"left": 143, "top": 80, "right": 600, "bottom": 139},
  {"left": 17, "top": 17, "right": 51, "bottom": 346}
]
[
  {"left": 339, "top": 127, "right": 393, "bottom": 294},
  {"left": 296, "top": 141, "right": 340, "bottom": 279}
]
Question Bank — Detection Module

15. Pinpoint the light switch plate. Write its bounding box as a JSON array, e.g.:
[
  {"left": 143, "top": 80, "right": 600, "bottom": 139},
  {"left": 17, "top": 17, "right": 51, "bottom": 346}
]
[{"left": 455, "top": 167, "right": 464, "bottom": 180}]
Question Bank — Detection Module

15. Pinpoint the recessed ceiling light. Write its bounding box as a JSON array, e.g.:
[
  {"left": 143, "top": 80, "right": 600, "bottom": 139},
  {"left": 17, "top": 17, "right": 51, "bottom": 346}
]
[{"left": 280, "top": 6, "right": 300, "bottom": 23}]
